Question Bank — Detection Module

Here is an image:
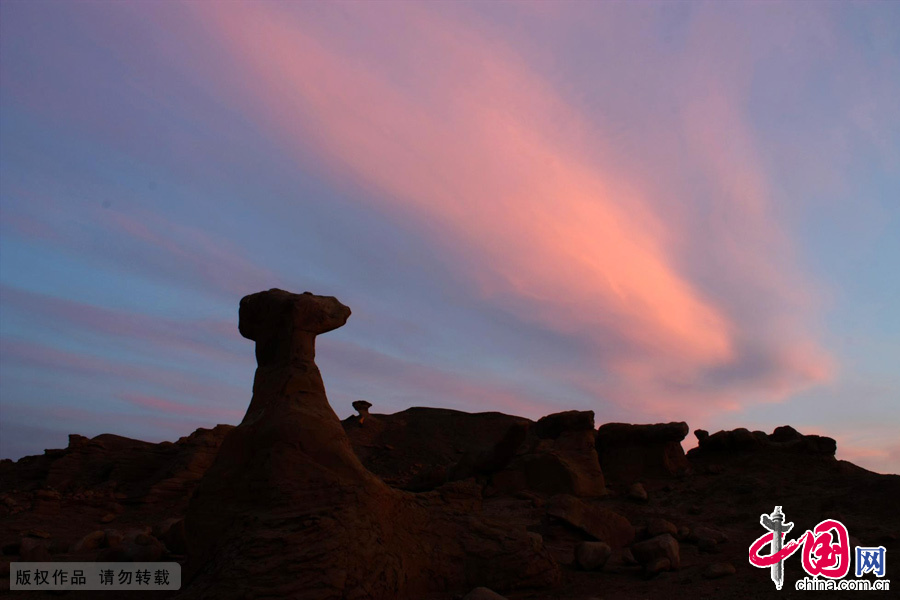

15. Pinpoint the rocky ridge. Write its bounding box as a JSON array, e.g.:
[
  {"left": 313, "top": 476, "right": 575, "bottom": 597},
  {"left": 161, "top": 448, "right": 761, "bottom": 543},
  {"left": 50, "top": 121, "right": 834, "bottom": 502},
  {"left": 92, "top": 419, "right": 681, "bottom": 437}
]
[{"left": 1, "top": 289, "right": 897, "bottom": 599}]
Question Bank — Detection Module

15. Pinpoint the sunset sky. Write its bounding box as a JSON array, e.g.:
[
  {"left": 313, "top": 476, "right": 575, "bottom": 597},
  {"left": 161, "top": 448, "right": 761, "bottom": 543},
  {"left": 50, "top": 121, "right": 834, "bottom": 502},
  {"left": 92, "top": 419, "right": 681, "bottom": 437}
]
[{"left": 1, "top": 1, "right": 898, "bottom": 473}]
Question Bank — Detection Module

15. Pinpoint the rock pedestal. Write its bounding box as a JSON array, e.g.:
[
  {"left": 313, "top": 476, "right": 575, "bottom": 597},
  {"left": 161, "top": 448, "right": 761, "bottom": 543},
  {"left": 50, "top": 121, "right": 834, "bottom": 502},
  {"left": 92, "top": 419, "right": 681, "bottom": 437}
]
[{"left": 181, "top": 289, "right": 558, "bottom": 599}]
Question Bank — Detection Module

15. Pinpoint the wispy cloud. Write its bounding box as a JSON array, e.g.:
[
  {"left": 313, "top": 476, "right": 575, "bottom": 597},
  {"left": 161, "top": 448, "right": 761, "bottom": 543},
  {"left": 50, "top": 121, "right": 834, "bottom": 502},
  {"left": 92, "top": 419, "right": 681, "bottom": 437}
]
[{"left": 192, "top": 1, "right": 832, "bottom": 417}]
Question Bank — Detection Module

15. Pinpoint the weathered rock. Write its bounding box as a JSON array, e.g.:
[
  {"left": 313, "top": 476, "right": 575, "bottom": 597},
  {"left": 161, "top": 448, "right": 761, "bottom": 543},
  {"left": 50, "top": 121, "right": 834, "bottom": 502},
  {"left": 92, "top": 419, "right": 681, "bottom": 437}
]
[
  {"left": 692, "top": 426, "right": 836, "bottom": 456},
  {"left": 104, "top": 529, "right": 124, "bottom": 549},
  {"left": 181, "top": 290, "right": 559, "bottom": 599},
  {"left": 644, "top": 557, "right": 671, "bottom": 576},
  {"left": 596, "top": 422, "right": 690, "bottom": 481},
  {"left": 463, "top": 588, "right": 508, "bottom": 600},
  {"left": 491, "top": 411, "right": 605, "bottom": 498},
  {"left": 535, "top": 411, "right": 595, "bottom": 439},
  {"left": 19, "top": 538, "right": 52, "bottom": 562},
  {"left": 100, "top": 513, "right": 116, "bottom": 523},
  {"left": 547, "top": 495, "right": 634, "bottom": 548},
  {"left": 162, "top": 518, "right": 187, "bottom": 555},
  {"left": 647, "top": 518, "right": 677, "bottom": 537},
  {"left": 692, "top": 526, "right": 727, "bottom": 544},
  {"left": 631, "top": 534, "right": 680, "bottom": 570},
  {"left": 74, "top": 530, "right": 106, "bottom": 552},
  {"left": 703, "top": 562, "right": 736, "bottom": 579},
  {"left": 352, "top": 400, "right": 372, "bottom": 424},
  {"left": 344, "top": 407, "right": 531, "bottom": 490},
  {"left": 575, "top": 541, "right": 611, "bottom": 570},
  {"left": 97, "top": 532, "right": 165, "bottom": 562},
  {"left": 628, "top": 482, "right": 648, "bottom": 502}
]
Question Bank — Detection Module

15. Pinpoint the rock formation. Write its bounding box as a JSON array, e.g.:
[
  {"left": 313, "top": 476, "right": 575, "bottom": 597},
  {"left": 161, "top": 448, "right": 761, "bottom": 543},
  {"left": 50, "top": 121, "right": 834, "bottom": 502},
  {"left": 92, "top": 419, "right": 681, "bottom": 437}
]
[
  {"left": 595, "top": 421, "right": 690, "bottom": 482},
  {"left": 352, "top": 399, "right": 372, "bottom": 424},
  {"left": 181, "top": 289, "right": 558, "bottom": 599},
  {"left": 491, "top": 410, "right": 606, "bottom": 497},
  {"left": 690, "top": 426, "right": 837, "bottom": 456}
]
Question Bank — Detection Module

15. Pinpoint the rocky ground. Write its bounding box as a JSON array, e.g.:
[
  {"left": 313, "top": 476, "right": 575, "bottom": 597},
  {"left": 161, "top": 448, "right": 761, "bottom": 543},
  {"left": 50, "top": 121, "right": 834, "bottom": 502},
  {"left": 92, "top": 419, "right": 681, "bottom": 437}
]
[{"left": 2, "top": 289, "right": 897, "bottom": 599}]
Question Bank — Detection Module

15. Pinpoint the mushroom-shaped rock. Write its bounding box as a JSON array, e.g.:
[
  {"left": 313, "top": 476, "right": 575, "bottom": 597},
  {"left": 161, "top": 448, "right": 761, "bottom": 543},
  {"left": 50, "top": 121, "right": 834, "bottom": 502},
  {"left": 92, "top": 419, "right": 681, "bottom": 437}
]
[
  {"left": 182, "top": 290, "right": 558, "bottom": 599},
  {"left": 352, "top": 400, "right": 372, "bottom": 424}
]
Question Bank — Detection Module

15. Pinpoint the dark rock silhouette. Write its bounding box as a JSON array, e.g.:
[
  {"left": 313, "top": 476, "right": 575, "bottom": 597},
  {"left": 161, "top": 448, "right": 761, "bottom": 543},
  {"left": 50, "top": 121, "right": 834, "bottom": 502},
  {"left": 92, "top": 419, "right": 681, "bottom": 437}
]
[
  {"left": 180, "top": 289, "right": 559, "bottom": 599},
  {"left": 690, "top": 426, "right": 837, "bottom": 456},
  {"left": 352, "top": 399, "right": 372, "bottom": 424},
  {"left": 1, "top": 292, "right": 898, "bottom": 599},
  {"left": 596, "top": 421, "right": 690, "bottom": 482},
  {"left": 491, "top": 410, "right": 606, "bottom": 497}
]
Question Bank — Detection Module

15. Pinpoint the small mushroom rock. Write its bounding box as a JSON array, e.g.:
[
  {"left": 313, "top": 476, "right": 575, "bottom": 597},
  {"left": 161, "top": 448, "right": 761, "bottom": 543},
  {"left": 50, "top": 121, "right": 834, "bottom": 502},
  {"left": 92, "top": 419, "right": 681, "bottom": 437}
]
[{"left": 352, "top": 400, "right": 372, "bottom": 424}]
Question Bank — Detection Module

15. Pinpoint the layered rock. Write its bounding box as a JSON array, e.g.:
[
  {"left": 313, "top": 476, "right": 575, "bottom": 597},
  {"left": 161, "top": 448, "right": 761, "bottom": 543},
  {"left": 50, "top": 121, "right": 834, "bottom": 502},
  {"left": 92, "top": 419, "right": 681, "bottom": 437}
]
[
  {"left": 491, "top": 411, "right": 606, "bottom": 497},
  {"left": 595, "top": 422, "right": 690, "bottom": 482},
  {"left": 181, "top": 289, "right": 558, "bottom": 599},
  {"left": 690, "top": 426, "right": 837, "bottom": 456},
  {"left": 0, "top": 426, "right": 232, "bottom": 508}
]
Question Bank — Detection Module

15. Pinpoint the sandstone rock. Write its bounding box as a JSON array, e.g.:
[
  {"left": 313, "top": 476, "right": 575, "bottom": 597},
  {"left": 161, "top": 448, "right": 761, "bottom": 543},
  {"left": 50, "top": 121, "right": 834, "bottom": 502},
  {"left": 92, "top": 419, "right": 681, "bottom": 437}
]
[
  {"left": 647, "top": 518, "right": 677, "bottom": 537},
  {"left": 23, "top": 529, "right": 51, "bottom": 539},
  {"left": 463, "top": 588, "right": 508, "bottom": 600},
  {"left": 492, "top": 411, "right": 605, "bottom": 498},
  {"left": 596, "top": 422, "right": 690, "bottom": 481},
  {"left": 100, "top": 512, "right": 116, "bottom": 523},
  {"left": 153, "top": 518, "right": 187, "bottom": 554},
  {"left": 352, "top": 400, "right": 372, "bottom": 424},
  {"left": 628, "top": 482, "right": 648, "bottom": 502},
  {"left": 74, "top": 530, "right": 106, "bottom": 552},
  {"left": 546, "top": 495, "right": 634, "bottom": 548},
  {"left": 181, "top": 290, "right": 559, "bottom": 599},
  {"left": 703, "top": 562, "right": 736, "bottom": 579},
  {"left": 35, "top": 489, "right": 60, "bottom": 501},
  {"left": 19, "top": 538, "right": 52, "bottom": 562},
  {"left": 692, "top": 526, "right": 727, "bottom": 544},
  {"left": 535, "top": 411, "right": 595, "bottom": 439},
  {"left": 104, "top": 529, "right": 124, "bottom": 548},
  {"left": 644, "top": 557, "right": 671, "bottom": 576},
  {"left": 575, "top": 541, "right": 611, "bottom": 570},
  {"left": 692, "top": 426, "right": 836, "bottom": 456},
  {"left": 631, "top": 534, "right": 680, "bottom": 570},
  {"left": 97, "top": 532, "right": 165, "bottom": 562}
]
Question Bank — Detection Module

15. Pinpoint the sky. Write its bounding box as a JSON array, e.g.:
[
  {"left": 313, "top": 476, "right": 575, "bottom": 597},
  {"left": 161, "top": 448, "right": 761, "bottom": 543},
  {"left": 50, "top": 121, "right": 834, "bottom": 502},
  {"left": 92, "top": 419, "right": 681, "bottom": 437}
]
[{"left": 1, "top": 0, "right": 898, "bottom": 474}]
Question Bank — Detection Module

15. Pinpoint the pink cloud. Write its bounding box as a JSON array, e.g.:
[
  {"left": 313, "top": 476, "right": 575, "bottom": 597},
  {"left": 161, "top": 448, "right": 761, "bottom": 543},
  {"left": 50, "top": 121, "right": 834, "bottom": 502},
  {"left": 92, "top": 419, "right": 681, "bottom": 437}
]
[
  {"left": 1, "top": 284, "right": 244, "bottom": 363},
  {"left": 186, "top": 2, "right": 831, "bottom": 416}
]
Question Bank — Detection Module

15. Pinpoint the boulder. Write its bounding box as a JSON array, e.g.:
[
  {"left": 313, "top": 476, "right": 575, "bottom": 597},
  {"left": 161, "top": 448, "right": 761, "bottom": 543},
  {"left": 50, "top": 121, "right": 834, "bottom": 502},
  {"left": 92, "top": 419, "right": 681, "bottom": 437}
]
[
  {"left": 631, "top": 534, "right": 680, "bottom": 571},
  {"left": 463, "top": 588, "right": 508, "bottom": 600},
  {"left": 546, "top": 495, "right": 634, "bottom": 548},
  {"left": 646, "top": 518, "right": 677, "bottom": 537},
  {"left": 19, "top": 538, "right": 51, "bottom": 562},
  {"left": 74, "top": 530, "right": 106, "bottom": 552},
  {"left": 492, "top": 411, "right": 605, "bottom": 497},
  {"left": 596, "top": 422, "right": 690, "bottom": 482},
  {"left": 575, "top": 541, "right": 611, "bottom": 570},
  {"left": 703, "top": 562, "right": 736, "bottom": 579},
  {"left": 628, "top": 482, "right": 648, "bottom": 503}
]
